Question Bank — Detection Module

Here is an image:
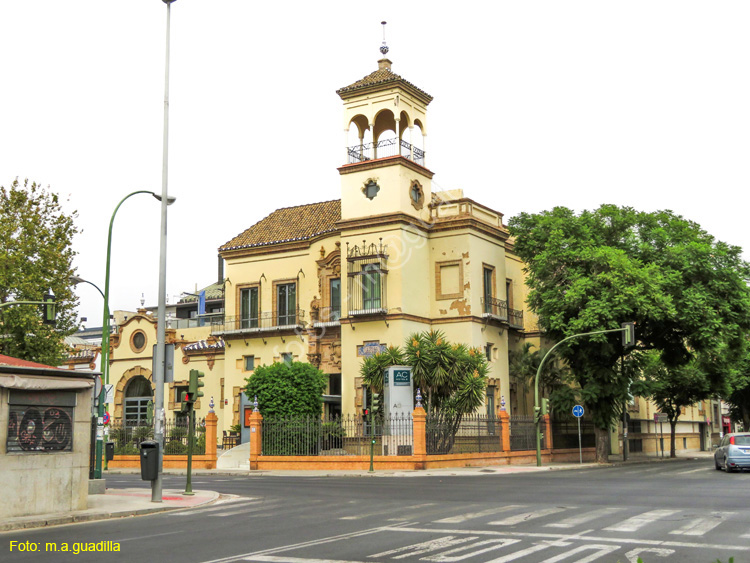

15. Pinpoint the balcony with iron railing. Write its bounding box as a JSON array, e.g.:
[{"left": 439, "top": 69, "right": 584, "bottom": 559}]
[
  {"left": 347, "top": 138, "right": 425, "bottom": 166},
  {"left": 210, "top": 309, "right": 306, "bottom": 337},
  {"left": 312, "top": 306, "right": 342, "bottom": 328},
  {"left": 481, "top": 296, "right": 524, "bottom": 330}
]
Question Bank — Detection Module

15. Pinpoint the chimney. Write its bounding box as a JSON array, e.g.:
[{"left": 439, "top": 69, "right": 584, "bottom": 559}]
[
  {"left": 217, "top": 254, "right": 224, "bottom": 285},
  {"left": 378, "top": 58, "right": 392, "bottom": 71}
]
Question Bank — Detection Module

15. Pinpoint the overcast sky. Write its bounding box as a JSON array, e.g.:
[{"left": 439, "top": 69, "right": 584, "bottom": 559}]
[{"left": 2, "top": 1, "right": 749, "bottom": 326}]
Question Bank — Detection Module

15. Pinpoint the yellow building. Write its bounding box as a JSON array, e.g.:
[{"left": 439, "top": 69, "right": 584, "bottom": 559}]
[
  {"left": 105, "top": 51, "right": 709, "bottom": 457},
  {"left": 212, "top": 54, "right": 537, "bottom": 426}
]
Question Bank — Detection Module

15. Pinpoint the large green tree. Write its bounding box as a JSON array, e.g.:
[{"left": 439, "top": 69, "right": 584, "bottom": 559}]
[
  {"left": 640, "top": 351, "right": 713, "bottom": 458},
  {"left": 0, "top": 179, "right": 79, "bottom": 364},
  {"left": 508, "top": 205, "right": 750, "bottom": 461}
]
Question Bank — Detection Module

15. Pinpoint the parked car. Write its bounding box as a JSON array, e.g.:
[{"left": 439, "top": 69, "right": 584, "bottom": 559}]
[{"left": 714, "top": 432, "right": 750, "bottom": 472}]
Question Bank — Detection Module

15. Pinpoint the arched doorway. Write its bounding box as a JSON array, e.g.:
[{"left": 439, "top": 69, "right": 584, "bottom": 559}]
[{"left": 124, "top": 375, "right": 153, "bottom": 426}]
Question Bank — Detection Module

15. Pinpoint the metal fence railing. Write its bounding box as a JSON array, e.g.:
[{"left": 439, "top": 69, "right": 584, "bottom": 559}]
[
  {"left": 509, "top": 414, "right": 544, "bottom": 451},
  {"left": 551, "top": 416, "right": 596, "bottom": 449},
  {"left": 426, "top": 414, "right": 503, "bottom": 455},
  {"left": 261, "top": 414, "right": 413, "bottom": 456},
  {"left": 108, "top": 419, "right": 206, "bottom": 455}
]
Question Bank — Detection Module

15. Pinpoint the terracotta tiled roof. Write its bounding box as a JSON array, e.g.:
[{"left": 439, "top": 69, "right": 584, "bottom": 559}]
[
  {"left": 0, "top": 354, "right": 61, "bottom": 370},
  {"left": 220, "top": 200, "right": 341, "bottom": 252},
  {"left": 178, "top": 281, "right": 224, "bottom": 303},
  {"left": 337, "top": 64, "right": 432, "bottom": 103}
]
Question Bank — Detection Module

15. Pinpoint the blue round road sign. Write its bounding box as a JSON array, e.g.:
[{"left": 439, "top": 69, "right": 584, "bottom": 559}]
[{"left": 572, "top": 405, "right": 584, "bottom": 418}]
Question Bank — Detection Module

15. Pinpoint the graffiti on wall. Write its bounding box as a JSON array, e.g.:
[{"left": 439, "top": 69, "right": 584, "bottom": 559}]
[{"left": 7, "top": 406, "right": 73, "bottom": 452}]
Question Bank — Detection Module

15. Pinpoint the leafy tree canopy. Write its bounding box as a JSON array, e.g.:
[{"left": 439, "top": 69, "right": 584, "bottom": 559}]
[
  {"left": 0, "top": 179, "right": 80, "bottom": 364},
  {"left": 508, "top": 205, "right": 750, "bottom": 433},
  {"left": 243, "top": 361, "right": 327, "bottom": 419}
]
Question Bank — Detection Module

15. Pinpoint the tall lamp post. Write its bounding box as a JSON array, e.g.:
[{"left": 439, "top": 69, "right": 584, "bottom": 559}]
[
  {"left": 79, "top": 190, "right": 174, "bottom": 481},
  {"left": 533, "top": 324, "right": 634, "bottom": 467},
  {"left": 153, "top": 0, "right": 178, "bottom": 502}
]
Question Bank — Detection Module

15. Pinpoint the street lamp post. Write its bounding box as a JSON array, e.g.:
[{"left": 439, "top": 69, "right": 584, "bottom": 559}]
[
  {"left": 533, "top": 326, "right": 633, "bottom": 467},
  {"left": 153, "top": 0, "right": 178, "bottom": 503},
  {"left": 82, "top": 190, "right": 174, "bottom": 482}
]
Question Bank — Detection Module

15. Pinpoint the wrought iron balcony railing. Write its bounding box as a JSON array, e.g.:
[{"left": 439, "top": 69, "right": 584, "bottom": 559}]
[
  {"left": 211, "top": 310, "right": 306, "bottom": 335},
  {"left": 508, "top": 308, "right": 524, "bottom": 330},
  {"left": 347, "top": 138, "right": 425, "bottom": 166},
  {"left": 481, "top": 296, "right": 508, "bottom": 321},
  {"left": 481, "top": 297, "right": 524, "bottom": 330},
  {"left": 312, "top": 306, "right": 341, "bottom": 326}
]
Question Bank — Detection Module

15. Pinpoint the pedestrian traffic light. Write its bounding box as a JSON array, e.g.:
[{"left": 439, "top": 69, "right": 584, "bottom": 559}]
[
  {"left": 541, "top": 398, "right": 549, "bottom": 416},
  {"left": 181, "top": 391, "right": 191, "bottom": 413},
  {"left": 189, "top": 369, "right": 205, "bottom": 401},
  {"left": 621, "top": 322, "right": 635, "bottom": 349}
]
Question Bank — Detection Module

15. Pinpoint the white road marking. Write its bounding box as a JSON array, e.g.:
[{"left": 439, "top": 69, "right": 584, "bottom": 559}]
[
  {"left": 545, "top": 507, "right": 623, "bottom": 528},
  {"left": 424, "top": 539, "right": 523, "bottom": 562},
  {"left": 483, "top": 540, "right": 571, "bottom": 562},
  {"left": 669, "top": 511, "right": 734, "bottom": 536},
  {"left": 169, "top": 498, "right": 265, "bottom": 516},
  {"left": 489, "top": 506, "right": 568, "bottom": 526},
  {"left": 383, "top": 526, "right": 750, "bottom": 552},
  {"left": 434, "top": 505, "right": 526, "bottom": 524},
  {"left": 340, "top": 502, "right": 435, "bottom": 520},
  {"left": 199, "top": 523, "right": 412, "bottom": 563},
  {"left": 625, "top": 547, "right": 674, "bottom": 562},
  {"left": 246, "top": 557, "right": 368, "bottom": 563},
  {"left": 369, "top": 536, "right": 479, "bottom": 559},
  {"left": 674, "top": 467, "right": 711, "bottom": 475},
  {"left": 604, "top": 509, "right": 680, "bottom": 532},
  {"left": 540, "top": 543, "right": 620, "bottom": 562}
]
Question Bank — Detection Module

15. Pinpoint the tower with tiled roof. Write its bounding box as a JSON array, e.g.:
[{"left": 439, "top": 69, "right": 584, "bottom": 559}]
[{"left": 336, "top": 42, "right": 433, "bottom": 222}]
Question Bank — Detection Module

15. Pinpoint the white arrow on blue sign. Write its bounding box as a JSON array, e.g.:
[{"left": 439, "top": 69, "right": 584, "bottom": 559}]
[{"left": 572, "top": 405, "right": 584, "bottom": 418}]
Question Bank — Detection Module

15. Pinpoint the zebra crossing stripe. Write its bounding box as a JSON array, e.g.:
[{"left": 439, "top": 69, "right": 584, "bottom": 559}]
[
  {"left": 603, "top": 509, "right": 680, "bottom": 532},
  {"left": 489, "top": 507, "right": 568, "bottom": 526},
  {"left": 669, "top": 512, "right": 735, "bottom": 536},
  {"left": 340, "top": 503, "right": 435, "bottom": 520},
  {"left": 545, "top": 507, "right": 623, "bottom": 528},
  {"left": 435, "top": 505, "right": 526, "bottom": 524}
]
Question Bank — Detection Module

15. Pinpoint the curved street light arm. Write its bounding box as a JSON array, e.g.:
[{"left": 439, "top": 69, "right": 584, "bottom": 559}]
[{"left": 534, "top": 326, "right": 629, "bottom": 467}]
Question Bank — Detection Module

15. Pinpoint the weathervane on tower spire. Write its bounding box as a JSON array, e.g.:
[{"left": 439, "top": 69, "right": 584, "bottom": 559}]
[{"left": 380, "top": 21, "right": 389, "bottom": 56}]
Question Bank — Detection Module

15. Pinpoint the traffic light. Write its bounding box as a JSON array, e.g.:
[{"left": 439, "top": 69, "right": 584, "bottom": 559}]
[
  {"left": 42, "top": 290, "right": 56, "bottom": 326},
  {"left": 541, "top": 398, "right": 549, "bottom": 416},
  {"left": 534, "top": 405, "right": 543, "bottom": 424},
  {"left": 180, "top": 391, "right": 191, "bottom": 413},
  {"left": 621, "top": 322, "right": 635, "bottom": 349},
  {"left": 371, "top": 392, "right": 381, "bottom": 414},
  {"left": 189, "top": 369, "right": 205, "bottom": 402}
]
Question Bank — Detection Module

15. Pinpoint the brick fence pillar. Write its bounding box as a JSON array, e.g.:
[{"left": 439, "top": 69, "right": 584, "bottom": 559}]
[
  {"left": 544, "top": 413, "right": 553, "bottom": 450},
  {"left": 499, "top": 410, "right": 511, "bottom": 452},
  {"left": 249, "top": 410, "right": 263, "bottom": 470},
  {"left": 205, "top": 411, "right": 218, "bottom": 467},
  {"left": 413, "top": 406, "right": 426, "bottom": 455}
]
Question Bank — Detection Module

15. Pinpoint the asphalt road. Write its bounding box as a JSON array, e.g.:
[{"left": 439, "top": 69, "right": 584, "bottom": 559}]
[{"left": 3, "top": 459, "right": 749, "bottom": 563}]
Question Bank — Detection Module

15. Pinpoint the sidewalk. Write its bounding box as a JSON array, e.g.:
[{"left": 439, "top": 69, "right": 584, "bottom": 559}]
[
  {"left": 0, "top": 488, "right": 219, "bottom": 533},
  {"left": 2, "top": 451, "right": 712, "bottom": 533}
]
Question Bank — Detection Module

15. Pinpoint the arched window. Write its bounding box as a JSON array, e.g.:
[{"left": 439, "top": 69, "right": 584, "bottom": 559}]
[{"left": 124, "top": 376, "right": 153, "bottom": 426}]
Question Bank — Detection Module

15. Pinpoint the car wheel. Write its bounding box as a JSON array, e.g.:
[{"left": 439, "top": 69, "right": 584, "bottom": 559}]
[{"left": 715, "top": 457, "right": 722, "bottom": 470}]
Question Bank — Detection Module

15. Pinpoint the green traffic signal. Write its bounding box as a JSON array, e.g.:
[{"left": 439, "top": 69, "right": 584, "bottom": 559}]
[
  {"left": 43, "top": 290, "right": 56, "bottom": 326},
  {"left": 621, "top": 322, "right": 635, "bottom": 349},
  {"left": 189, "top": 369, "right": 205, "bottom": 399}
]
